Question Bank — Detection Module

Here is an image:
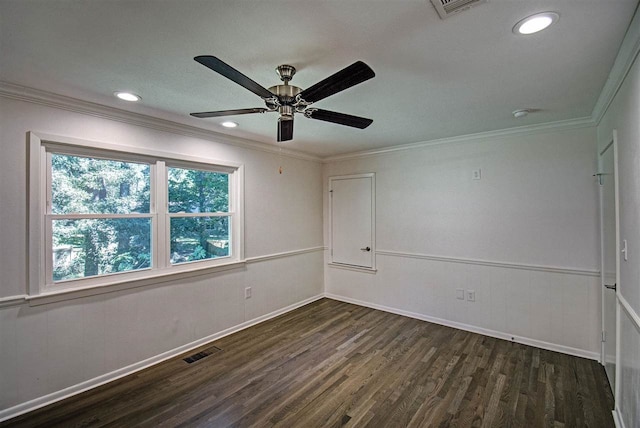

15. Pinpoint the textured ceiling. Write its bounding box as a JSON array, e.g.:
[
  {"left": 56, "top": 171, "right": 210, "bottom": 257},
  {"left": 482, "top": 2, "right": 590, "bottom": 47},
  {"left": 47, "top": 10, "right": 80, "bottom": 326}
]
[{"left": 1, "top": 0, "right": 638, "bottom": 157}]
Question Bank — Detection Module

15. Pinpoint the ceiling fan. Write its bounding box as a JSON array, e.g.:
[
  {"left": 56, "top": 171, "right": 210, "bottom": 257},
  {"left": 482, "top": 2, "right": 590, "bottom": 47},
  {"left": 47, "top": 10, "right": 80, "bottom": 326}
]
[{"left": 190, "top": 56, "right": 375, "bottom": 142}]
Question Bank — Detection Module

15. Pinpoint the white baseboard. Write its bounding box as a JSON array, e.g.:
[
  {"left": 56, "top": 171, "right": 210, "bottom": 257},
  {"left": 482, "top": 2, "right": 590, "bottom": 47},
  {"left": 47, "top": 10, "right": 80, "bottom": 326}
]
[
  {"left": 1, "top": 292, "right": 602, "bottom": 422},
  {"left": 324, "top": 293, "right": 600, "bottom": 361},
  {"left": 0, "top": 293, "right": 324, "bottom": 423},
  {"left": 612, "top": 406, "right": 625, "bottom": 428}
]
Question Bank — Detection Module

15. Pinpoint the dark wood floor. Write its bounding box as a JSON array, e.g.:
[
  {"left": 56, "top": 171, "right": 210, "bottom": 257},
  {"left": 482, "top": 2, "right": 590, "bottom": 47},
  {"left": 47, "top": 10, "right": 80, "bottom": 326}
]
[{"left": 2, "top": 298, "right": 614, "bottom": 428}]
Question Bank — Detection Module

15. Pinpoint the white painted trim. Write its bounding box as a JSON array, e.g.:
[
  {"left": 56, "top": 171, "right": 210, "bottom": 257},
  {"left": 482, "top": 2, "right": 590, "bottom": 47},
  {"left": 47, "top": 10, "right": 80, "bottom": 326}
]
[
  {"left": 246, "top": 246, "right": 325, "bottom": 263},
  {"left": 0, "top": 82, "right": 600, "bottom": 165},
  {"left": 323, "top": 117, "right": 595, "bottom": 162},
  {"left": 28, "top": 131, "right": 248, "bottom": 300},
  {"left": 376, "top": 249, "right": 599, "bottom": 277},
  {"left": 34, "top": 131, "right": 243, "bottom": 169},
  {"left": 324, "top": 293, "right": 601, "bottom": 361},
  {"left": 592, "top": 8, "right": 640, "bottom": 125},
  {"left": 27, "top": 261, "right": 248, "bottom": 307},
  {"left": 0, "top": 247, "right": 326, "bottom": 308},
  {"left": 328, "top": 173, "right": 376, "bottom": 269},
  {"left": 612, "top": 406, "right": 625, "bottom": 428},
  {"left": 327, "top": 263, "right": 378, "bottom": 274},
  {"left": 0, "top": 295, "right": 27, "bottom": 308},
  {"left": 27, "top": 133, "right": 46, "bottom": 296},
  {"left": 0, "top": 82, "right": 321, "bottom": 163},
  {"left": 597, "top": 134, "right": 618, "bottom": 368},
  {"left": 235, "top": 165, "right": 246, "bottom": 262},
  {"left": 0, "top": 293, "right": 325, "bottom": 423},
  {"left": 618, "top": 293, "right": 640, "bottom": 334},
  {"left": 612, "top": 129, "right": 623, "bottom": 404}
]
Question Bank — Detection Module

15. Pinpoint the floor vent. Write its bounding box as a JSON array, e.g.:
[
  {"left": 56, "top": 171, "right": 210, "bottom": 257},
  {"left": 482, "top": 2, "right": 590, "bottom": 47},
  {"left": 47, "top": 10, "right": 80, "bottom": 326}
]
[
  {"left": 430, "top": 0, "right": 486, "bottom": 19},
  {"left": 183, "top": 346, "right": 223, "bottom": 364},
  {"left": 183, "top": 351, "right": 210, "bottom": 364}
]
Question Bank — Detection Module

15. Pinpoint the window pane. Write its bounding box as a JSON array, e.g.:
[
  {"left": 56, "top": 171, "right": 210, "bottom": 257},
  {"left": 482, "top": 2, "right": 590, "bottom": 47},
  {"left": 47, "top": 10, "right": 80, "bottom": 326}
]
[
  {"left": 170, "top": 216, "right": 229, "bottom": 264},
  {"left": 168, "top": 167, "right": 229, "bottom": 213},
  {"left": 52, "top": 218, "right": 151, "bottom": 282},
  {"left": 52, "top": 154, "right": 150, "bottom": 214}
]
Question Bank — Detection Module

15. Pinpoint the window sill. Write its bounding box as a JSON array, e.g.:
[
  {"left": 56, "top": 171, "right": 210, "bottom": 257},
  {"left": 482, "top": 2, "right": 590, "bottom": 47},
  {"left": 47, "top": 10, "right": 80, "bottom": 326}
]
[
  {"left": 327, "top": 262, "right": 377, "bottom": 274},
  {"left": 28, "top": 260, "right": 247, "bottom": 306}
]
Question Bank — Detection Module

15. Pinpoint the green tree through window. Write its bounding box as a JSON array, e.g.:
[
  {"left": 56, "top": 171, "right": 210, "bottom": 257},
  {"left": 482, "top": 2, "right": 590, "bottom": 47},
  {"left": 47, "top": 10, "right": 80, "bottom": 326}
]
[
  {"left": 51, "top": 154, "right": 151, "bottom": 281},
  {"left": 168, "top": 167, "right": 230, "bottom": 264}
]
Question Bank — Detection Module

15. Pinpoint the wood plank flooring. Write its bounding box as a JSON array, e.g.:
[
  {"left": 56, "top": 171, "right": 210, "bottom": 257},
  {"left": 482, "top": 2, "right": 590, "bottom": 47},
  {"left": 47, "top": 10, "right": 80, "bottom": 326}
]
[{"left": 1, "top": 298, "right": 614, "bottom": 427}]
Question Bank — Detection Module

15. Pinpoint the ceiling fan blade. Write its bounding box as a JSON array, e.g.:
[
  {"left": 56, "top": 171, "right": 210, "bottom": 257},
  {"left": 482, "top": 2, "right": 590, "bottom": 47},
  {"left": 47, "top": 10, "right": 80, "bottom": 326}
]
[
  {"left": 190, "top": 108, "right": 268, "bottom": 118},
  {"left": 277, "top": 118, "right": 294, "bottom": 142},
  {"left": 298, "top": 61, "right": 375, "bottom": 104},
  {"left": 305, "top": 108, "right": 373, "bottom": 129},
  {"left": 194, "top": 56, "right": 275, "bottom": 99}
]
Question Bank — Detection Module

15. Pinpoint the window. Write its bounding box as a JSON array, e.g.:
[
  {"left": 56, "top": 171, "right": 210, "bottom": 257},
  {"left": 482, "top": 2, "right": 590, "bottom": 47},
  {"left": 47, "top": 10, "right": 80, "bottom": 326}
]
[
  {"left": 29, "top": 132, "right": 244, "bottom": 295},
  {"left": 50, "top": 154, "right": 152, "bottom": 282},
  {"left": 167, "top": 166, "right": 231, "bottom": 264}
]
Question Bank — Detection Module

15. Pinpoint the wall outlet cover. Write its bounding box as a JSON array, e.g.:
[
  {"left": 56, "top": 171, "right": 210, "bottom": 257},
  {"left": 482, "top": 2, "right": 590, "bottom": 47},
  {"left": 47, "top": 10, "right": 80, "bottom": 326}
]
[
  {"left": 472, "top": 169, "right": 482, "bottom": 180},
  {"left": 467, "top": 290, "right": 476, "bottom": 302}
]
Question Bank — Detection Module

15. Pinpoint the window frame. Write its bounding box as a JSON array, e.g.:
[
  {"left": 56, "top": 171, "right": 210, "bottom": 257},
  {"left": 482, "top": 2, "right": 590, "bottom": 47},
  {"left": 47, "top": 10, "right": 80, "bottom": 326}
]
[
  {"left": 28, "top": 132, "right": 245, "bottom": 298},
  {"left": 164, "top": 161, "right": 236, "bottom": 268}
]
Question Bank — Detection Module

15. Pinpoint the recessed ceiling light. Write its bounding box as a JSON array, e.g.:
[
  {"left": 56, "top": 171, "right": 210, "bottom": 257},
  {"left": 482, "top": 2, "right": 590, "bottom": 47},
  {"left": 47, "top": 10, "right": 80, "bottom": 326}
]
[
  {"left": 114, "top": 91, "right": 141, "bottom": 102},
  {"left": 513, "top": 12, "right": 559, "bottom": 35},
  {"left": 221, "top": 121, "right": 238, "bottom": 128},
  {"left": 512, "top": 109, "right": 530, "bottom": 118}
]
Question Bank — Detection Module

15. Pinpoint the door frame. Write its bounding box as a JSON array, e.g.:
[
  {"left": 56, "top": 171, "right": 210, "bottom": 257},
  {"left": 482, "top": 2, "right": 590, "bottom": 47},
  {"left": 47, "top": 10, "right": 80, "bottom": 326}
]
[
  {"left": 328, "top": 173, "right": 376, "bottom": 270},
  {"left": 597, "top": 130, "right": 620, "bottom": 402}
]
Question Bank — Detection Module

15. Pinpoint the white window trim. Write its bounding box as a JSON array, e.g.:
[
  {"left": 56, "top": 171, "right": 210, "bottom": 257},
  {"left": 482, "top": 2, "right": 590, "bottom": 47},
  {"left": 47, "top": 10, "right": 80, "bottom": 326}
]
[{"left": 28, "top": 131, "right": 245, "bottom": 301}]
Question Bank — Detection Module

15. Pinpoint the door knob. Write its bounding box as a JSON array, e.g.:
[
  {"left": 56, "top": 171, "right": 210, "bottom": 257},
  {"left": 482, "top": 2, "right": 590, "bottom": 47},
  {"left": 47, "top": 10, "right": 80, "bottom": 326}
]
[{"left": 360, "top": 246, "right": 371, "bottom": 252}]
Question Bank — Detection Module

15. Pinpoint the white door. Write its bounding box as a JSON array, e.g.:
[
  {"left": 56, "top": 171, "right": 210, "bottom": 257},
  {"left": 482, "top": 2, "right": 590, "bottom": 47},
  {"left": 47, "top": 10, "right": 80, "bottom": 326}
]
[
  {"left": 330, "top": 174, "right": 374, "bottom": 268},
  {"left": 599, "top": 138, "right": 618, "bottom": 394}
]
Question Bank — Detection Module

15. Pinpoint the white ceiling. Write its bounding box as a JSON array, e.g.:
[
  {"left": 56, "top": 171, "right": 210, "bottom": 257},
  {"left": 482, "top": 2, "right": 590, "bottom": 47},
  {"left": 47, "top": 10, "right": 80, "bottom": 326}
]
[{"left": 1, "top": 0, "right": 638, "bottom": 158}]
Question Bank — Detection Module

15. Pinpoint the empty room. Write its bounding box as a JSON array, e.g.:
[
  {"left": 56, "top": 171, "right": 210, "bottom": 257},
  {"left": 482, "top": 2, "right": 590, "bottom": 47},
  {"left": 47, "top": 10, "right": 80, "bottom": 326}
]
[{"left": 1, "top": 0, "right": 639, "bottom": 427}]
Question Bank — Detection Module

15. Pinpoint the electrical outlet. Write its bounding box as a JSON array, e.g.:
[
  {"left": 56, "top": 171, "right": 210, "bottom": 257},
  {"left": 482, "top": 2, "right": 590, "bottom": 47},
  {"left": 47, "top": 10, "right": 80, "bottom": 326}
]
[
  {"left": 467, "top": 290, "right": 475, "bottom": 302},
  {"left": 245, "top": 287, "right": 252, "bottom": 299},
  {"left": 456, "top": 288, "right": 465, "bottom": 300},
  {"left": 472, "top": 169, "right": 481, "bottom": 180}
]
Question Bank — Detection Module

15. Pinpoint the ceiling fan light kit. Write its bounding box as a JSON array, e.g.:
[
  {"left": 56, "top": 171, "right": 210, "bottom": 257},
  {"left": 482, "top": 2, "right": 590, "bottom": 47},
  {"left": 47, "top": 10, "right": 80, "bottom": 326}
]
[{"left": 190, "top": 56, "right": 375, "bottom": 142}]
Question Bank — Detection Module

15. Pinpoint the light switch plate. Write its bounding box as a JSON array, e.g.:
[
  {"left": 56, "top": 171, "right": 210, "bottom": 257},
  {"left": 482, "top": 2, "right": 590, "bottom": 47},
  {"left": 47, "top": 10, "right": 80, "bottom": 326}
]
[{"left": 456, "top": 288, "right": 465, "bottom": 300}]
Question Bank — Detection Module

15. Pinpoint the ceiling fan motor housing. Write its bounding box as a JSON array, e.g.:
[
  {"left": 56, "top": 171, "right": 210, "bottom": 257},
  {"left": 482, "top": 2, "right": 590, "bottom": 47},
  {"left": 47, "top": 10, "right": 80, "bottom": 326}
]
[{"left": 269, "top": 65, "right": 302, "bottom": 120}]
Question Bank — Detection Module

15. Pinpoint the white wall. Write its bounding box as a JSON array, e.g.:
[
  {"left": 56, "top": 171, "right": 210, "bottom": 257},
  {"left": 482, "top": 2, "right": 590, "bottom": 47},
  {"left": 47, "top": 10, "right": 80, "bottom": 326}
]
[
  {"left": 597, "top": 51, "right": 640, "bottom": 428},
  {"left": 0, "top": 95, "right": 324, "bottom": 417},
  {"left": 324, "top": 126, "right": 602, "bottom": 358}
]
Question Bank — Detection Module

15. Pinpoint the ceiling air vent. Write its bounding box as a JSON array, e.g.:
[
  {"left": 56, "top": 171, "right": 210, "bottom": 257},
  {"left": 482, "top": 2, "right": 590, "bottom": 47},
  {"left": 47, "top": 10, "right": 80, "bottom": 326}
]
[{"left": 430, "top": 0, "right": 487, "bottom": 19}]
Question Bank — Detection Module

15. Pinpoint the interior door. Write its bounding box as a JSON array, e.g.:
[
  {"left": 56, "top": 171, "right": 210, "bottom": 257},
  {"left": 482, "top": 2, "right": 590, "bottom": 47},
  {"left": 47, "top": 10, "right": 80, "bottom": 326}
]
[
  {"left": 330, "top": 174, "right": 374, "bottom": 268},
  {"left": 599, "top": 140, "right": 617, "bottom": 394}
]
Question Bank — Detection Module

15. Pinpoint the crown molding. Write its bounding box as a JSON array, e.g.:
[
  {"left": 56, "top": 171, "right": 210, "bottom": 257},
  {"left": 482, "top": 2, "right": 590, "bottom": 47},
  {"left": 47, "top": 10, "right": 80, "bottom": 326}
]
[
  {"left": 323, "top": 116, "right": 596, "bottom": 163},
  {"left": 591, "top": 5, "right": 640, "bottom": 125},
  {"left": 0, "top": 81, "right": 322, "bottom": 163}
]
